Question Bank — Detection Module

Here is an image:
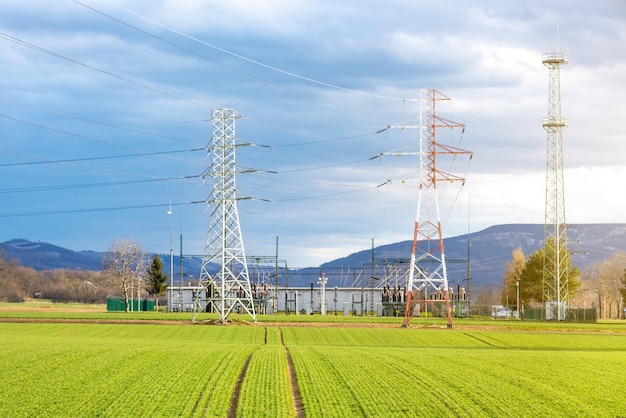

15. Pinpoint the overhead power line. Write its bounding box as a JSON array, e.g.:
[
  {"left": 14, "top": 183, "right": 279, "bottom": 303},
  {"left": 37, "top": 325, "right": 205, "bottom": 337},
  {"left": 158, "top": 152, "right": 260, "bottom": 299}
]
[
  {"left": 0, "top": 149, "right": 201, "bottom": 168},
  {"left": 0, "top": 97, "right": 205, "bottom": 145},
  {"left": 0, "top": 201, "right": 188, "bottom": 218},
  {"left": 0, "top": 175, "right": 201, "bottom": 195},
  {"left": 71, "top": 0, "right": 397, "bottom": 118},
  {"left": 0, "top": 31, "right": 212, "bottom": 110},
  {"left": 80, "top": 0, "right": 404, "bottom": 101}
]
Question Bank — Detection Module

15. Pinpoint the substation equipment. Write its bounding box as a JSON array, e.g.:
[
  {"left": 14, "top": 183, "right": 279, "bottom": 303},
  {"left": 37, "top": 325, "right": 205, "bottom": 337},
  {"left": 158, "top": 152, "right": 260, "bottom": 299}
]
[{"left": 186, "top": 93, "right": 472, "bottom": 324}]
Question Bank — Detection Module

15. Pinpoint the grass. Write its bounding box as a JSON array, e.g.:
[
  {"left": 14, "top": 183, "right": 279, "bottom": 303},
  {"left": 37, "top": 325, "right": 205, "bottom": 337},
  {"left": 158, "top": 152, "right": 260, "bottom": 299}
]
[
  {"left": 3, "top": 301, "right": 626, "bottom": 335},
  {"left": 1, "top": 309, "right": 626, "bottom": 417}
]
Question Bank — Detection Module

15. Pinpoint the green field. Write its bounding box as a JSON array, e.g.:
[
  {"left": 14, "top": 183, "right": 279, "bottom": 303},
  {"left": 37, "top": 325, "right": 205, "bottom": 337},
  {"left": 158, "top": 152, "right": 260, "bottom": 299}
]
[{"left": 1, "top": 313, "right": 626, "bottom": 417}]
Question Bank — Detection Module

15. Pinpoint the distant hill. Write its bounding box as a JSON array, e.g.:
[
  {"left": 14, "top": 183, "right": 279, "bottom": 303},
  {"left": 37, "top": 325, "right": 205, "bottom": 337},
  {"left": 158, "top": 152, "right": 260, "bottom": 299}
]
[
  {"left": 0, "top": 238, "right": 203, "bottom": 279},
  {"left": 2, "top": 224, "right": 625, "bottom": 289},
  {"left": 318, "top": 224, "right": 626, "bottom": 288},
  {"left": 0, "top": 239, "right": 102, "bottom": 271}
]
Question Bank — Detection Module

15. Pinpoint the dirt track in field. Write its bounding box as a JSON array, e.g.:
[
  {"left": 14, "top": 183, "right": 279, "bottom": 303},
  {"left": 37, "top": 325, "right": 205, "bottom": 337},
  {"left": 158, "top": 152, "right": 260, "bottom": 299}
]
[{"left": 280, "top": 328, "right": 305, "bottom": 418}]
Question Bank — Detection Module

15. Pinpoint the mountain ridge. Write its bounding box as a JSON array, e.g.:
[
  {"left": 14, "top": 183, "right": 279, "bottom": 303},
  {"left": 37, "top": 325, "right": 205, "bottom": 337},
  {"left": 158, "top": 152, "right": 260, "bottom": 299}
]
[{"left": 2, "top": 223, "right": 625, "bottom": 288}]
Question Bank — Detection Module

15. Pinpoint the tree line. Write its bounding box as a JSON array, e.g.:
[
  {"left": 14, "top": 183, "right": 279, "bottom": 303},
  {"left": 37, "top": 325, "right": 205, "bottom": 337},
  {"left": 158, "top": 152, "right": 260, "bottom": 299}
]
[
  {"left": 501, "top": 239, "right": 626, "bottom": 319},
  {"left": 0, "top": 238, "right": 169, "bottom": 311},
  {"left": 4, "top": 235, "right": 625, "bottom": 318}
]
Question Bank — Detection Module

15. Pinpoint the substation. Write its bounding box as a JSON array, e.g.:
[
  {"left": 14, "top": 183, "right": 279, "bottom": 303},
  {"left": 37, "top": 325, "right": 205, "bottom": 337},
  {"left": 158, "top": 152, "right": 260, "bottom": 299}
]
[
  {"left": 170, "top": 96, "right": 473, "bottom": 325},
  {"left": 97, "top": 40, "right": 582, "bottom": 325},
  {"left": 168, "top": 280, "right": 468, "bottom": 318},
  {"left": 170, "top": 43, "right": 575, "bottom": 326}
]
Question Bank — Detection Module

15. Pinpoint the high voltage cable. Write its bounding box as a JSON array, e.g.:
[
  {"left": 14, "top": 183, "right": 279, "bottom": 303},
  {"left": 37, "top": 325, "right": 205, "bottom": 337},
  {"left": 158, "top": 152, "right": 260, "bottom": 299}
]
[
  {"left": 0, "top": 97, "right": 205, "bottom": 145},
  {"left": 273, "top": 181, "right": 390, "bottom": 202},
  {"left": 0, "top": 27, "right": 387, "bottom": 155},
  {"left": 278, "top": 157, "right": 374, "bottom": 174},
  {"left": 85, "top": 0, "right": 405, "bottom": 101},
  {"left": 0, "top": 4, "right": 432, "bottom": 225},
  {"left": 0, "top": 112, "right": 383, "bottom": 199},
  {"left": 1, "top": 7, "right": 399, "bottom": 174},
  {"left": 0, "top": 149, "right": 202, "bottom": 168},
  {"left": 0, "top": 113, "right": 203, "bottom": 166},
  {"left": 0, "top": 31, "right": 212, "bottom": 110},
  {"left": 195, "top": 0, "right": 368, "bottom": 80},
  {"left": 274, "top": 132, "right": 375, "bottom": 148},
  {"left": 0, "top": 175, "right": 201, "bottom": 195},
  {"left": 1, "top": 146, "right": 202, "bottom": 180},
  {"left": 0, "top": 202, "right": 187, "bottom": 218},
  {"left": 71, "top": 0, "right": 392, "bottom": 115}
]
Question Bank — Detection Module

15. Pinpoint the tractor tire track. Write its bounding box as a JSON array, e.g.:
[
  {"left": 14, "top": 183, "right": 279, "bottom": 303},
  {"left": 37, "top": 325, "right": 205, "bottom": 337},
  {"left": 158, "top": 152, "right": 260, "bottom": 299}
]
[
  {"left": 280, "top": 328, "right": 305, "bottom": 418},
  {"left": 227, "top": 327, "right": 268, "bottom": 417},
  {"left": 227, "top": 350, "right": 257, "bottom": 418}
]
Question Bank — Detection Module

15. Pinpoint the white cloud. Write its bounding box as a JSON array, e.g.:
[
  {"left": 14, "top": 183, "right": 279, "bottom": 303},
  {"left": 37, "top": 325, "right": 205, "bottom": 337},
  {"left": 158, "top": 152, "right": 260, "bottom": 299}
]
[{"left": 0, "top": 0, "right": 624, "bottom": 269}]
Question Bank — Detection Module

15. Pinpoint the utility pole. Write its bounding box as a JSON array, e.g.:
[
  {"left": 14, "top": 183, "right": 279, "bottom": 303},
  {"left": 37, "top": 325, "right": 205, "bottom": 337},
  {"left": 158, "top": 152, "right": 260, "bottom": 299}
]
[
  {"left": 193, "top": 109, "right": 256, "bottom": 323},
  {"left": 542, "top": 41, "right": 569, "bottom": 321},
  {"left": 167, "top": 204, "right": 173, "bottom": 312},
  {"left": 318, "top": 273, "right": 328, "bottom": 315},
  {"left": 466, "top": 230, "right": 471, "bottom": 318}
]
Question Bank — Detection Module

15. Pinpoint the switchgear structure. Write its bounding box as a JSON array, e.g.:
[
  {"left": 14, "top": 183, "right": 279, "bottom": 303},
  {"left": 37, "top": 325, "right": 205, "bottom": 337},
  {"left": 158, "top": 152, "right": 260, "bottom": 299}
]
[
  {"left": 402, "top": 89, "right": 472, "bottom": 328},
  {"left": 542, "top": 46, "right": 570, "bottom": 320},
  {"left": 193, "top": 109, "right": 256, "bottom": 323}
]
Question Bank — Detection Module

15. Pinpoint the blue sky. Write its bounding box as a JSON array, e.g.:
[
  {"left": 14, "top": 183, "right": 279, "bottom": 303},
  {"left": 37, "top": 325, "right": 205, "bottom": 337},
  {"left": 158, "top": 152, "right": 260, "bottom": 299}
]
[{"left": 0, "top": 0, "right": 625, "bottom": 267}]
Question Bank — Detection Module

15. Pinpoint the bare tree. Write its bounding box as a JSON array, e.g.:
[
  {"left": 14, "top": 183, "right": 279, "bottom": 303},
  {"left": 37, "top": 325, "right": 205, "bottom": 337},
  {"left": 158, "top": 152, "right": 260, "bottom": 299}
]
[
  {"left": 575, "top": 252, "right": 626, "bottom": 319},
  {"left": 472, "top": 286, "right": 501, "bottom": 317},
  {"left": 571, "top": 264, "right": 598, "bottom": 310},
  {"left": 501, "top": 247, "right": 526, "bottom": 310},
  {"left": 76, "top": 280, "right": 99, "bottom": 304},
  {"left": 102, "top": 238, "right": 146, "bottom": 312},
  {"left": 594, "top": 252, "right": 626, "bottom": 319}
]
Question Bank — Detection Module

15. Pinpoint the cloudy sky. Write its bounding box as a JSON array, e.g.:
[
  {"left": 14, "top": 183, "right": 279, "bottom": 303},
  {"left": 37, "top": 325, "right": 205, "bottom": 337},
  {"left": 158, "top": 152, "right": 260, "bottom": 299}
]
[{"left": 0, "top": 0, "right": 624, "bottom": 267}]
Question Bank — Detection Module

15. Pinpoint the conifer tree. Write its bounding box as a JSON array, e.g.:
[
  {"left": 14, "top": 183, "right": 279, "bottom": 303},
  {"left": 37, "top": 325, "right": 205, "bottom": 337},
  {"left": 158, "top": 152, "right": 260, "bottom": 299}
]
[{"left": 145, "top": 254, "right": 168, "bottom": 310}]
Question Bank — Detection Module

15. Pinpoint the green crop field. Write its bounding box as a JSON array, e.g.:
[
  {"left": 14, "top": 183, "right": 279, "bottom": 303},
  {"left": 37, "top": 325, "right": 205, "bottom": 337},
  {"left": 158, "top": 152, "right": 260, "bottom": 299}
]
[{"left": 1, "top": 317, "right": 626, "bottom": 417}]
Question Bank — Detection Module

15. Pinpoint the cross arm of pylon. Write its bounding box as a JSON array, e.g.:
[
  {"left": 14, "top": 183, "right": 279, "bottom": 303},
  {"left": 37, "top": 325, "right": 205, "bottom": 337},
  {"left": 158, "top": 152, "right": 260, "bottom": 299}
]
[
  {"left": 431, "top": 170, "right": 468, "bottom": 183},
  {"left": 188, "top": 196, "right": 272, "bottom": 206},
  {"left": 433, "top": 142, "right": 473, "bottom": 156},
  {"left": 199, "top": 167, "right": 274, "bottom": 179},
  {"left": 432, "top": 115, "right": 465, "bottom": 129}
]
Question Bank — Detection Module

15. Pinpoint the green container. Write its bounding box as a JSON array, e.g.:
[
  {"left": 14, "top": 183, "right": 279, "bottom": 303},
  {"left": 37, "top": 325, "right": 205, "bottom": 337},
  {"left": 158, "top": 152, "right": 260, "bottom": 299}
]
[
  {"left": 142, "top": 299, "right": 155, "bottom": 311},
  {"left": 106, "top": 297, "right": 126, "bottom": 312},
  {"left": 107, "top": 298, "right": 155, "bottom": 312}
]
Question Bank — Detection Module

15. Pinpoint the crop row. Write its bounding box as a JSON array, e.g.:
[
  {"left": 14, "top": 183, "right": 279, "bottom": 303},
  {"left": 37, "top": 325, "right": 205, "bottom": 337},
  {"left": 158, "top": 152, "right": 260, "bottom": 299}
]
[
  {"left": 236, "top": 344, "right": 294, "bottom": 417},
  {"left": 0, "top": 323, "right": 263, "bottom": 417},
  {"left": 2, "top": 323, "right": 626, "bottom": 417},
  {"left": 283, "top": 327, "right": 626, "bottom": 416},
  {"left": 281, "top": 325, "right": 626, "bottom": 351},
  {"left": 288, "top": 344, "right": 626, "bottom": 417},
  {"left": 0, "top": 323, "right": 295, "bottom": 417}
]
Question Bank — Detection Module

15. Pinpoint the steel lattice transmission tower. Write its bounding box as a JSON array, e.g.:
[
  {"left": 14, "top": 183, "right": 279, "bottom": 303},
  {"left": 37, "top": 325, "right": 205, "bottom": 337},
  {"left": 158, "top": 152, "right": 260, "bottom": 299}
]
[
  {"left": 542, "top": 46, "right": 569, "bottom": 321},
  {"left": 402, "top": 89, "right": 472, "bottom": 328},
  {"left": 193, "top": 109, "right": 256, "bottom": 323}
]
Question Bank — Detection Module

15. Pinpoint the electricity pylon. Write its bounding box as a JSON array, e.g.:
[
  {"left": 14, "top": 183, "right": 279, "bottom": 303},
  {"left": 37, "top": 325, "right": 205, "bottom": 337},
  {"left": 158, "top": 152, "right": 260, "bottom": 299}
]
[
  {"left": 542, "top": 45, "right": 569, "bottom": 321},
  {"left": 400, "top": 89, "right": 472, "bottom": 328},
  {"left": 193, "top": 109, "right": 256, "bottom": 323}
]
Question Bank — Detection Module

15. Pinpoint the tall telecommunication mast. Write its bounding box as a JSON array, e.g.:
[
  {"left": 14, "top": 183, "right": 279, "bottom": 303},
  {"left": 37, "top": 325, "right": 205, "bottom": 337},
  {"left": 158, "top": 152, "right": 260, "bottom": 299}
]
[
  {"left": 402, "top": 89, "right": 472, "bottom": 328},
  {"left": 193, "top": 109, "right": 256, "bottom": 323},
  {"left": 542, "top": 44, "right": 569, "bottom": 321}
]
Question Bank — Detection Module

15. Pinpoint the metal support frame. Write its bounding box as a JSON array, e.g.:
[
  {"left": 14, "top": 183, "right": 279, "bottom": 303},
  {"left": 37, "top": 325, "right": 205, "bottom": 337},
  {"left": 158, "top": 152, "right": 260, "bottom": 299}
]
[
  {"left": 542, "top": 48, "right": 569, "bottom": 321},
  {"left": 193, "top": 109, "right": 256, "bottom": 323},
  {"left": 400, "top": 89, "right": 472, "bottom": 328}
]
